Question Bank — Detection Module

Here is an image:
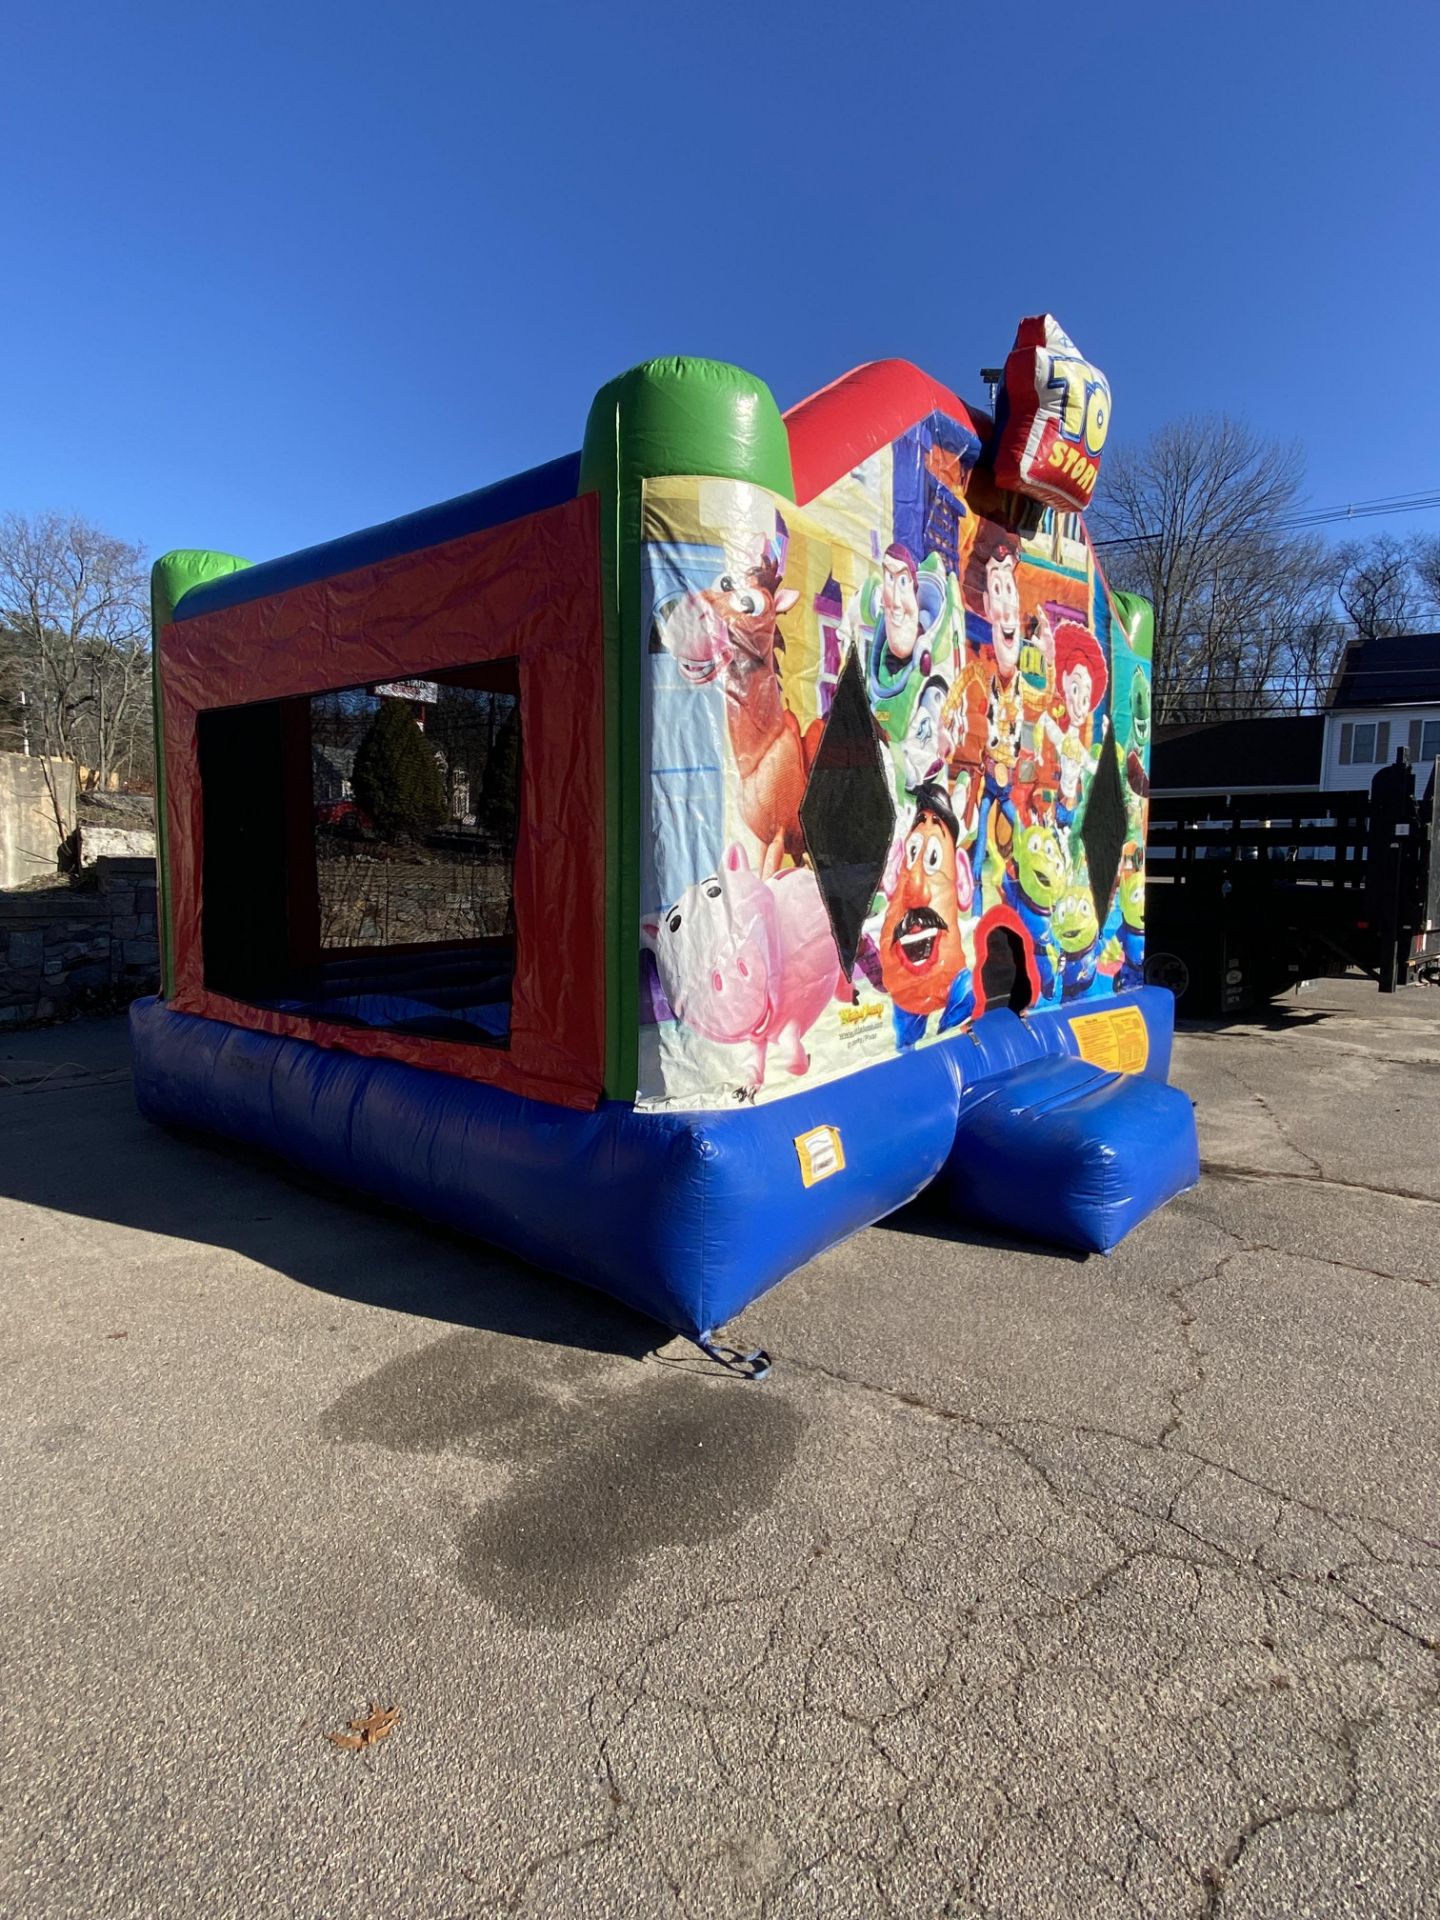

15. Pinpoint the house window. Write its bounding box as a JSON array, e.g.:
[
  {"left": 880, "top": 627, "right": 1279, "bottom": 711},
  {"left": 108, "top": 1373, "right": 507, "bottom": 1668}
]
[
  {"left": 1422, "top": 719, "right": 1440, "bottom": 764},
  {"left": 1341, "top": 719, "right": 1393, "bottom": 767},
  {"left": 198, "top": 660, "right": 521, "bottom": 1045}
]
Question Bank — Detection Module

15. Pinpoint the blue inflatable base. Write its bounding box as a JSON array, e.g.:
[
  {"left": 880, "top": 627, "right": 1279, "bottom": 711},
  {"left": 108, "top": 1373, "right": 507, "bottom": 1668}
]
[{"left": 130, "top": 987, "right": 1196, "bottom": 1339}]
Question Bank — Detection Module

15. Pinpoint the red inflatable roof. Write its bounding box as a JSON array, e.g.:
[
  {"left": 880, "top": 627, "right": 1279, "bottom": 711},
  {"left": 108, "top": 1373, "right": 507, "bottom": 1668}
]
[{"left": 784, "top": 359, "right": 990, "bottom": 507}]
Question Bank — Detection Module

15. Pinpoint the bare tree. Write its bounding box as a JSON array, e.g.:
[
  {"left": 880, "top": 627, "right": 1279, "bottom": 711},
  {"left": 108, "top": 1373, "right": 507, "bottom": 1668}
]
[
  {"left": 0, "top": 512, "right": 152, "bottom": 789},
  {"left": 1089, "top": 417, "right": 1313, "bottom": 724},
  {"left": 1333, "top": 533, "right": 1418, "bottom": 642},
  {"left": 0, "top": 619, "right": 27, "bottom": 754},
  {"left": 1411, "top": 533, "right": 1440, "bottom": 622},
  {"left": 1270, "top": 594, "right": 1349, "bottom": 714}
]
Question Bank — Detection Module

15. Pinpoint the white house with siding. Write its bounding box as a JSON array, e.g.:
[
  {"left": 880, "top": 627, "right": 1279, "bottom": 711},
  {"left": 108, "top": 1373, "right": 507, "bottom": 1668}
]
[{"left": 1321, "top": 634, "right": 1440, "bottom": 791}]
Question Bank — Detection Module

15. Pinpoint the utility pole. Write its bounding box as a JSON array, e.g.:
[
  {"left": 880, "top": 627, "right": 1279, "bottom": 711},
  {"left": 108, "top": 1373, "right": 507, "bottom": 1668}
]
[{"left": 980, "top": 367, "right": 1003, "bottom": 415}]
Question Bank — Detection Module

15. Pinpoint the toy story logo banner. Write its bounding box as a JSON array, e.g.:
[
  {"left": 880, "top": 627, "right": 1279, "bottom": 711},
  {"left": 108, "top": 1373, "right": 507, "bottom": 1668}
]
[
  {"left": 993, "top": 313, "right": 1112, "bottom": 514},
  {"left": 635, "top": 417, "right": 1153, "bottom": 1112}
]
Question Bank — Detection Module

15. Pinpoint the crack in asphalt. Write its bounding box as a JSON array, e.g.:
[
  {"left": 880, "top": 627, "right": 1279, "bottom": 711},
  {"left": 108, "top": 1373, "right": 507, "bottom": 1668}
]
[
  {"left": 1205, "top": 1057, "right": 1330, "bottom": 1181},
  {"left": 1180, "top": 1027, "right": 1440, "bottom": 1070},
  {"left": 1195, "top": 1701, "right": 1389, "bottom": 1918},
  {"left": 1200, "top": 1162, "right": 1440, "bottom": 1211},
  {"left": 0, "top": 1065, "right": 131, "bottom": 1096},
  {"left": 532, "top": 1334, "right": 1436, "bottom": 1918}
]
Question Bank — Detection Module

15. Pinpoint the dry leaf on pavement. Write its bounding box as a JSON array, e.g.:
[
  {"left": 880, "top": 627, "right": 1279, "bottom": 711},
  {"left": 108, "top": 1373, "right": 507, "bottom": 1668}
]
[{"left": 324, "top": 1703, "right": 400, "bottom": 1751}]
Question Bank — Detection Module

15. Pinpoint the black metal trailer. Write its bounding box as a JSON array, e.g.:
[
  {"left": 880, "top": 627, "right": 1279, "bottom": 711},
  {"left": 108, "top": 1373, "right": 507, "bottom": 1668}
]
[{"left": 1144, "top": 755, "right": 1438, "bottom": 1014}]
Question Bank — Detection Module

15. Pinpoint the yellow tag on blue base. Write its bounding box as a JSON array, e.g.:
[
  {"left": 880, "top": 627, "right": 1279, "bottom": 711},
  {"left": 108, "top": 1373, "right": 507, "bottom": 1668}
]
[
  {"left": 794, "top": 1125, "right": 845, "bottom": 1187},
  {"left": 1070, "top": 1006, "right": 1149, "bottom": 1074}
]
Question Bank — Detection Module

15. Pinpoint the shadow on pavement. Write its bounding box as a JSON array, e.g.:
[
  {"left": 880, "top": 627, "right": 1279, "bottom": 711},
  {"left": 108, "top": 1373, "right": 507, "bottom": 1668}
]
[
  {"left": 0, "top": 1031, "right": 661, "bottom": 1362},
  {"left": 1176, "top": 1002, "right": 1340, "bottom": 1037},
  {"left": 872, "top": 1190, "right": 1090, "bottom": 1264}
]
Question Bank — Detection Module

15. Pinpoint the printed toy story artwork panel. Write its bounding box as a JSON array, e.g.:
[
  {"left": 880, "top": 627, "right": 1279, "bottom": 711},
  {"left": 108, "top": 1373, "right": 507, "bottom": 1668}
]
[{"left": 639, "top": 336, "right": 1151, "bottom": 1112}]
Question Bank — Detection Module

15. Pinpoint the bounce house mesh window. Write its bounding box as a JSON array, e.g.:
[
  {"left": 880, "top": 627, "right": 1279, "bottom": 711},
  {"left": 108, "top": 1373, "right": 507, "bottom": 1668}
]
[
  {"left": 1079, "top": 735, "right": 1128, "bottom": 921},
  {"left": 198, "top": 662, "right": 520, "bottom": 1046},
  {"left": 799, "top": 648, "right": 896, "bottom": 975}
]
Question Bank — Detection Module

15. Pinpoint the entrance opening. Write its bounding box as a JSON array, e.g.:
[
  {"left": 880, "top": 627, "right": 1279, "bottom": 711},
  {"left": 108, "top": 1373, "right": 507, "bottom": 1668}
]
[
  {"left": 981, "top": 925, "right": 1034, "bottom": 1014},
  {"left": 198, "top": 660, "right": 521, "bottom": 1044}
]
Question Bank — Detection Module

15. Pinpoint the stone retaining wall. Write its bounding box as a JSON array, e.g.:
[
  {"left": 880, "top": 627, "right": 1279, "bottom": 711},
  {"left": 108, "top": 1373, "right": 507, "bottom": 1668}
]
[{"left": 0, "top": 858, "right": 159, "bottom": 1028}]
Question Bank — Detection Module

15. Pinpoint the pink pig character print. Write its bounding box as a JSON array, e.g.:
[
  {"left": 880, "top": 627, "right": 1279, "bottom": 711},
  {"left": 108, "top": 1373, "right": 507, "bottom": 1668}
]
[{"left": 648, "top": 844, "right": 844, "bottom": 1097}]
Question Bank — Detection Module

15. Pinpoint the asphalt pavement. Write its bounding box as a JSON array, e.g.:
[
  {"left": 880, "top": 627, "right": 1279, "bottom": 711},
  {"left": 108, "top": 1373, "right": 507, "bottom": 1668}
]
[{"left": 1, "top": 978, "right": 1437, "bottom": 1919}]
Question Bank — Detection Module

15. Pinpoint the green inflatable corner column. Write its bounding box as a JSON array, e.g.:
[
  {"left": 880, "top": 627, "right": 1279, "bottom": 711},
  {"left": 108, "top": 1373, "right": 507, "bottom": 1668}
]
[
  {"left": 579, "top": 358, "right": 793, "bottom": 1103},
  {"left": 149, "top": 549, "right": 251, "bottom": 996},
  {"left": 1111, "top": 589, "right": 1154, "bottom": 661}
]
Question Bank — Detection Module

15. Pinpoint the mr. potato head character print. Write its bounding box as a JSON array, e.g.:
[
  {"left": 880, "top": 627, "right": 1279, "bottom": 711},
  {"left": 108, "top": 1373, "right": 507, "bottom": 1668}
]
[{"left": 880, "top": 781, "right": 977, "bottom": 1046}]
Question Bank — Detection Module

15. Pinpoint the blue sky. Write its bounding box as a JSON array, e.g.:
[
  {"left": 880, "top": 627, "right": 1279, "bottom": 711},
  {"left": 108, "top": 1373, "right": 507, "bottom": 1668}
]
[{"left": 4, "top": 0, "right": 1436, "bottom": 568}]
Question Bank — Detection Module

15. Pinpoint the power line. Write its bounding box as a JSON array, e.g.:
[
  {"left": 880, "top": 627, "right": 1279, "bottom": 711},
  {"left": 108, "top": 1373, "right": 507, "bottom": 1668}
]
[
  {"left": 1149, "top": 636, "right": 1440, "bottom": 659},
  {"left": 1320, "top": 663, "right": 1440, "bottom": 680},
  {"left": 1092, "top": 487, "right": 1440, "bottom": 550}
]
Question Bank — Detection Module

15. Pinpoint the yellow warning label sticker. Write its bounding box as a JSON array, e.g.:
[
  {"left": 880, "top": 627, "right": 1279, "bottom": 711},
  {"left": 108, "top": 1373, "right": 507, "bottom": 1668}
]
[
  {"left": 794, "top": 1125, "right": 846, "bottom": 1187},
  {"left": 1069, "top": 1005, "right": 1150, "bottom": 1075}
]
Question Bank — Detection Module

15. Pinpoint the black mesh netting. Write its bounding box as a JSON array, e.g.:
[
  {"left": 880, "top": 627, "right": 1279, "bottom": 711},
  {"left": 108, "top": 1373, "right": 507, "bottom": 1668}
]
[
  {"left": 1080, "top": 732, "right": 1129, "bottom": 921},
  {"left": 799, "top": 648, "right": 896, "bottom": 977}
]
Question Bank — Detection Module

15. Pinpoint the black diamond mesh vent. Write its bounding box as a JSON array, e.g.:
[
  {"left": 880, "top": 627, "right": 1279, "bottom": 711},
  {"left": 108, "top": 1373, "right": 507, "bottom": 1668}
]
[
  {"left": 1079, "top": 732, "right": 1129, "bottom": 921},
  {"left": 799, "top": 649, "right": 896, "bottom": 978}
]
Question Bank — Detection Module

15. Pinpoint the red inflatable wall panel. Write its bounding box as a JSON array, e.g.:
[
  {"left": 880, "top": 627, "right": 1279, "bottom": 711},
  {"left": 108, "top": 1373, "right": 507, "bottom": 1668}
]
[{"left": 160, "top": 495, "right": 607, "bottom": 1110}]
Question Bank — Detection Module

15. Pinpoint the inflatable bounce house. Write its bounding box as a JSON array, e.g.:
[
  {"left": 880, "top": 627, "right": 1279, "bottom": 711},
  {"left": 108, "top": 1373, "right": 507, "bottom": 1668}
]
[{"left": 134, "top": 317, "right": 1198, "bottom": 1360}]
